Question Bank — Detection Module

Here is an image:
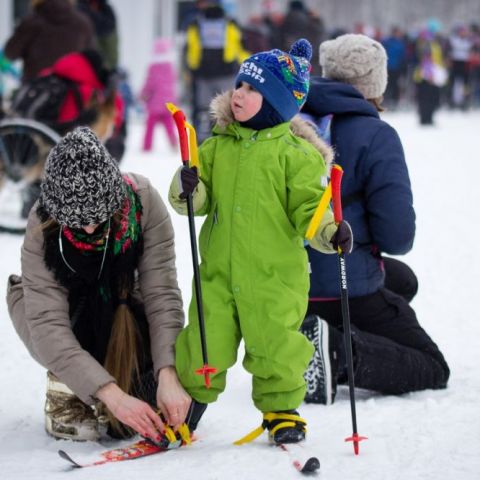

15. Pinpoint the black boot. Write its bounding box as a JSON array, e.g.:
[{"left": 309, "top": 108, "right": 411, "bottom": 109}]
[
  {"left": 301, "top": 314, "right": 342, "bottom": 405},
  {"left": 263, "top": 410, "right": 306, "bottom": 444},
  {"left": 185, "top": 400, "right": 207, "bottom": 432}
]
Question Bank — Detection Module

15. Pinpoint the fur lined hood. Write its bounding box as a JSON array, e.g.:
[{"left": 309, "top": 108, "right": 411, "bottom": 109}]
[{"left": 210, "top": 90, "right": 334, "bottom": 169}]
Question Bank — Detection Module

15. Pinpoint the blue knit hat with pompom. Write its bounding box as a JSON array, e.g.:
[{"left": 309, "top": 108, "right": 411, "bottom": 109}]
[{"left": 235, "top": 38, "right": 312, "bottom": 122}]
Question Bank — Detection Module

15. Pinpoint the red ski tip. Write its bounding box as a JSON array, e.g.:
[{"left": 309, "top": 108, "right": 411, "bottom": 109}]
[
  {"left": 345, "top": 433, "right": 368, "bottom": 455},
  {"left": 195, "top": 365, "right": 217, "bottom": 388}
]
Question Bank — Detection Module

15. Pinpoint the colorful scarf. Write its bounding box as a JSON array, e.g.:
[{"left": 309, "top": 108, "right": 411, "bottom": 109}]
[
  {"left": 39, "top": 177, "right": 145, "bottom": 365},
  {"left": 62, "top": 176, "right": 142, "bottom": 256}
]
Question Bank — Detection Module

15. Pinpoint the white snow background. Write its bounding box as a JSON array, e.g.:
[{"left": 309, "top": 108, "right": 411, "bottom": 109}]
[{"left": 0, "top": 111, "right": 479, "bottom": 479}]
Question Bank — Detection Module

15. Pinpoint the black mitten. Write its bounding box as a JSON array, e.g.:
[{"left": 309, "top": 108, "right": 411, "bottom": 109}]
[
  {"left": 330, "top": 220, "right": 353, "bottom": 254},
  {"left": 179, "top": 166, "right": 199, "bottom": 199}
]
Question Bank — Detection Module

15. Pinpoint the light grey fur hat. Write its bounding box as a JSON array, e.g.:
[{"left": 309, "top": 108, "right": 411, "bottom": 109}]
[{"left": 319, "top": 33, "right": 388, "bottom": 99}]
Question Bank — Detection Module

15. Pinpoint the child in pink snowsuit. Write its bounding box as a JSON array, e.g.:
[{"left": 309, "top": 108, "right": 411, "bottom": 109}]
[{"left": 140, "top": 38, "right": 178, "bottom": 150}]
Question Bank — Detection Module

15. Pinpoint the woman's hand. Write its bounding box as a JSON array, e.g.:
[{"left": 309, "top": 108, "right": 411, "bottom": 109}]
[
  {"left": 156, "top": 366, "right": 191, "bottom": 430},
  {"left": 96, "top": 382, "right": 164, "bottom": 441}
]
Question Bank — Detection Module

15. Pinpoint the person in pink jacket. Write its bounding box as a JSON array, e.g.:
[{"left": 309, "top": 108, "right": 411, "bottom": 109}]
[{"left": 140, "top": 38, "right": 178, "bottom": 150}]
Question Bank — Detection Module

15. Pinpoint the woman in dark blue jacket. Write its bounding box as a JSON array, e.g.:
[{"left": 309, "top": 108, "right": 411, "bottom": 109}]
[{"left": 300, "top": 34, "right": 449, "bottom": 405}]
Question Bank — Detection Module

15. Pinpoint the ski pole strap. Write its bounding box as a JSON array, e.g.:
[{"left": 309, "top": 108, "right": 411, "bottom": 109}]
[{"left": 233, "top": 412, "right": 307, "bottom": 445}]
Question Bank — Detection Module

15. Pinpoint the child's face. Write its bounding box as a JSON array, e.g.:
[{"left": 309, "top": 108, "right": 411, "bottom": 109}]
[{"left": 231, "top": 82, "right": 263, "bottom": 122}]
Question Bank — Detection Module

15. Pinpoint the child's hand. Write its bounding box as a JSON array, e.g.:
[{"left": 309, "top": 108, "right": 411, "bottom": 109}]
[
  {"left": 179, "top": 166, "right": 199, "bottom": 199},
  {"left": 330, "top": 220, "right": 353, "bottom": 254}
]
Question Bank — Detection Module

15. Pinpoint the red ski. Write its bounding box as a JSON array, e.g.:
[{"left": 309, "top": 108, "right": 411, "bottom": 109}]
[
  {"left": 277, "top": 442, "right": 320, "bottom": 474},
  {"left": 58, "top": 438, "right": 181, "bottom": 468}
]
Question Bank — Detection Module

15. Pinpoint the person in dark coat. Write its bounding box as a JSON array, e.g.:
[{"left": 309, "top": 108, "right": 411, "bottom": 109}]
[
  {"left": 184, "top": 3, "right": 249, "bottom": 143},
  {"left": 382, "top": 26, "right": 408, "bottom": 108},
  {"left": 278, "top": 1, "right": 325, "bottom": 75},
  {"left": 413, "top": 21, "right": 448, "bottom": 125},
  {"left": 77, "top": 0, "right": 119, "bottom": 70},
  {"left": 4, "top": 0, "right": 95, "bottom": 82},
  {"left": 300, "top": 33, "right": 450, "bottom": 405}
]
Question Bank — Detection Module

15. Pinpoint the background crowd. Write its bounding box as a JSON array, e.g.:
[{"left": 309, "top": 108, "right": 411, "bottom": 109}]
[{"left": 0, "top": 0, "right": 479, "bottom": 145}]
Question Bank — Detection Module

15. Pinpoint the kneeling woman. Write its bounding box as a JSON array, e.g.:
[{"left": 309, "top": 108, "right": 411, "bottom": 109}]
[{"left": 6, "top": 127, "right": 191, "bottom": 441}]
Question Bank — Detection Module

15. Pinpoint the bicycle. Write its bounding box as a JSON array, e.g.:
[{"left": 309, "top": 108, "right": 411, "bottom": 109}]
[{"left": 0, "top": 118, "right": 60, "bottom": 234}]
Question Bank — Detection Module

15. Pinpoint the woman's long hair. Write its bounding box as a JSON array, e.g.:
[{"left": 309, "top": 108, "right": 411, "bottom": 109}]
[
  {"left": 41, "top": 211, "right": 141, "bottom": 436},
  {"left": 103, "top": 287, "right": 140, "bottom": 436}
]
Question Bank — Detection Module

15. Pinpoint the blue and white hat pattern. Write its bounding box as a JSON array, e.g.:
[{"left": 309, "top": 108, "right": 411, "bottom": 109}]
[{"left": 235, "top": 38, "right": 312, "bottom": 122}]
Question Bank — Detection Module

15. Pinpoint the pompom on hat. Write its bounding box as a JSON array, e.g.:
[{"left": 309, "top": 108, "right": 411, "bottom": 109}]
[
  {"left": 235, "top": 38, "right": 312, "bottom": 122},
  {"left": 319, "top": 33, "right": 388, "bottom": 99},
  {"left": 40, "top": 127, "right": 126, "bottom": 228}
]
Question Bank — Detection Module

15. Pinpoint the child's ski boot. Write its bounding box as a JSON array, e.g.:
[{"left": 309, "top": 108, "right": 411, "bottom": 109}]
[
  {"left": 234, "top": 410, "right": 307, "bottom": 445},
  {"left": 147, "top": 399, "right": 207, "bottom": 449},
  {"left": 263, "top": 411, "right": 307, "bottom": 444}
]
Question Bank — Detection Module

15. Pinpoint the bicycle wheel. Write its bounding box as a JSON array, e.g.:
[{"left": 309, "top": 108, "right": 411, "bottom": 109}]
[{"left": 0, "top": 118, "right": 60, "bottom": 234}]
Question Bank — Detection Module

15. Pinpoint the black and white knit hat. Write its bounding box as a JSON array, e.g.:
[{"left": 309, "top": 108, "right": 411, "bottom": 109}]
[{"left": 40, "top": 126, "right": 126, "bottom": 228}]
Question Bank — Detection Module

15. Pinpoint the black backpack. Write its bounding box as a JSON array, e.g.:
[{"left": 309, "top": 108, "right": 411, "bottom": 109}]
[{"left": 10, "top": 74, "right": 90, "bottom": 132}]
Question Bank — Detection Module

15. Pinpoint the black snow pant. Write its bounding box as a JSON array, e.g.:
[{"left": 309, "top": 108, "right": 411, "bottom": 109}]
[
  {"left": 416, "top": 80, "right": 441, "bottom": 125},
  {"left": 306, "top": 258, "right": 450, "bottom": 395},
  {"left": 384, "top": 69, "right": 403, "bottom": 107}
]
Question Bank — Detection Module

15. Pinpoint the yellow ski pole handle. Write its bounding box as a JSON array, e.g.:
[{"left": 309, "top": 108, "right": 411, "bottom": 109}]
[
  {"left": 305, "top": 183, "right": 332, "bottom": 240},
  {"left": 185, "top": 121, "right": 200, "bottom": 174}
]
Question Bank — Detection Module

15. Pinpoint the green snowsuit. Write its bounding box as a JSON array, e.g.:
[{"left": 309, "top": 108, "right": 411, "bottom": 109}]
[{"left": 169, "top": 117, "right": 336, "bottom": 412}]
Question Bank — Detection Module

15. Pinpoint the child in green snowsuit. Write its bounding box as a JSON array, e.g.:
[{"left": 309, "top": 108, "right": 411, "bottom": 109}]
[{"left": 169, "top": 39, "right": 353, "bottom": 444}]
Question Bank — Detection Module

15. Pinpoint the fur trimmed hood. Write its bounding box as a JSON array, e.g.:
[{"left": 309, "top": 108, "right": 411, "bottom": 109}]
[{"left": 210, "top": 90, "right": 334, "bottom": 169}]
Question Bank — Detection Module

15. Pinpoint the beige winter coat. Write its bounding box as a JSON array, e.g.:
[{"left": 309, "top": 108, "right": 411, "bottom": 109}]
[{"left": 6, "top": 173, "right": 184, "bottom": 404}]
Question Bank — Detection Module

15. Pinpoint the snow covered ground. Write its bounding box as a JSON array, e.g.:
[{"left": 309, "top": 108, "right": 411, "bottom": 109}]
[{"left": 1, "top": 110, "right": 479, "bottom": 479}]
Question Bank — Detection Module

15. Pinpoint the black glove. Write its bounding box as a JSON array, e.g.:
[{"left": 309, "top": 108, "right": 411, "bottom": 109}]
[
  {"left": 179, "top": 166, "right": 199, "bottom": 199},
  {"left": 330, "top": 220, "right": 353, "bottom": 254}
]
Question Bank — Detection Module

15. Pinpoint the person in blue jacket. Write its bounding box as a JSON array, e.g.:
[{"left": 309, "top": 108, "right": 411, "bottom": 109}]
[
  {"left": 382, "top": 26, "right": 407, "bottom": 108},
  {"left": 299, "top": 34, "right": 450, "bottom": 405}
]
